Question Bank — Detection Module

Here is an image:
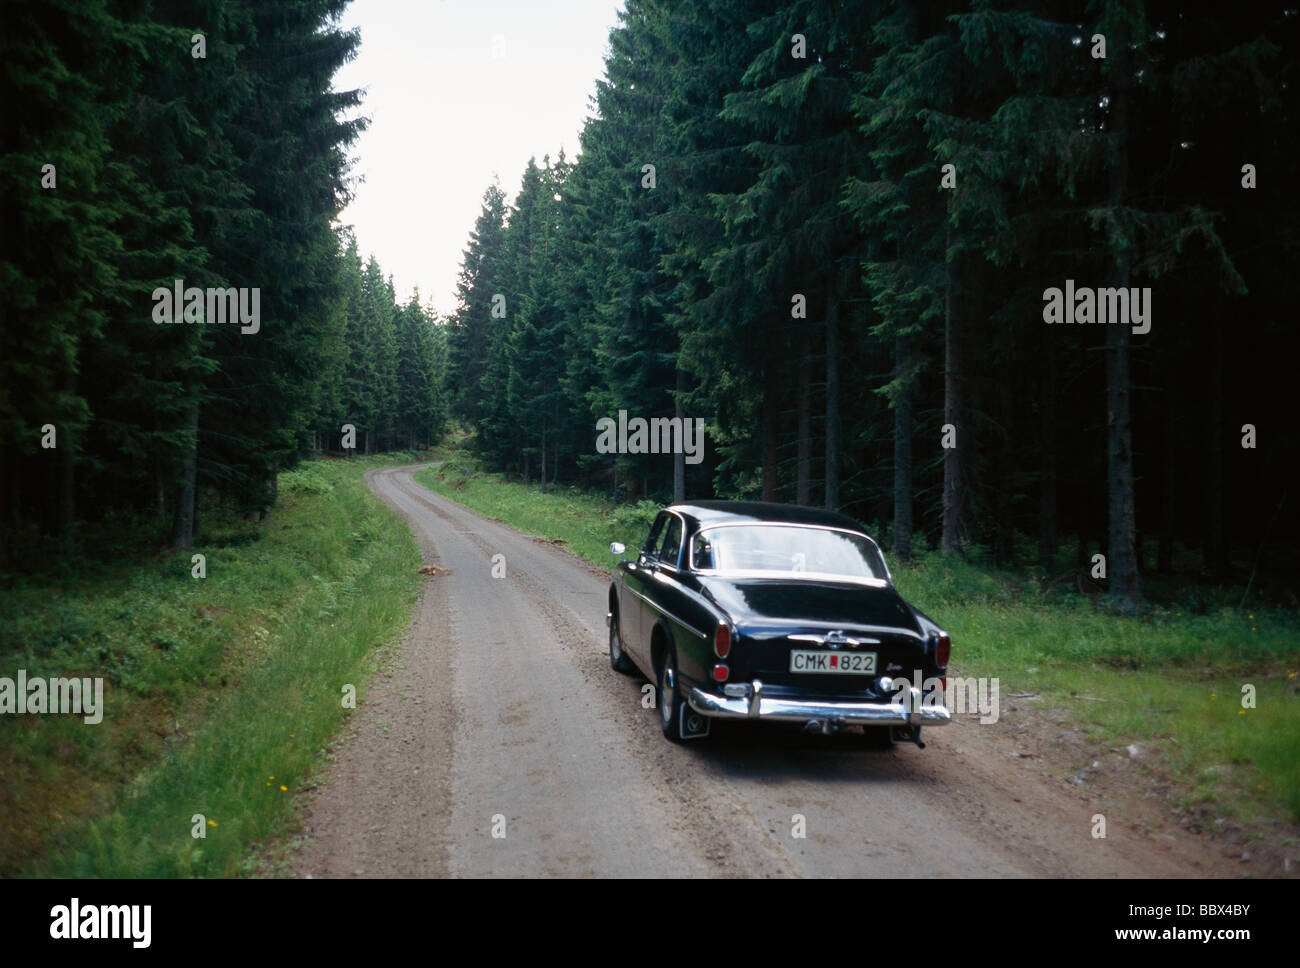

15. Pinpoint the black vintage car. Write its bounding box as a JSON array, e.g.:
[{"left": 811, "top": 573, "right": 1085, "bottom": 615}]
[{"left": 607, "top": 501, "right": 952, "bottom": 747}]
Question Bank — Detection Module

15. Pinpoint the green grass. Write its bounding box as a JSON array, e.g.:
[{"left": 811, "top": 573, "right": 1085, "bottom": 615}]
[
  {"left": 0, "top": 453, "right": 424, "bottom": 876},
  {"left": 890, "top": 553, "right": 1299, "bottom": 822},
  {"left": 415, "top": 452, "right": 1300, "bottom": 825}
]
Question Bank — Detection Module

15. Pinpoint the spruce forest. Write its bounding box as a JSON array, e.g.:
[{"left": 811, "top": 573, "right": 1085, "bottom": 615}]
[
  {"left": 2, "top": 0, "right": 448, "bottom": 570},
  {"left": 4, "top": 0, "right": 1298, "bottom": 619}
]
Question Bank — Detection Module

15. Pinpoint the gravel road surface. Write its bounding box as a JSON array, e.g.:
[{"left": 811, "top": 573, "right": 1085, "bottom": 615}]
[{"left": 292, "top": 465, "right": 1223, "bottom": 878}]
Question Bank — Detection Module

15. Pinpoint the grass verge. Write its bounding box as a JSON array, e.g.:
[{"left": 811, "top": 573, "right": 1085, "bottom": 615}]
[{"left": 0, "top": 454, "right": 423, "bottom": 876}]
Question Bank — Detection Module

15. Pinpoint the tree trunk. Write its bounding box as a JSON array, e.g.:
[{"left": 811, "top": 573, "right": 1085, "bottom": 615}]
[
  {"left": 996, "top": 374, "right": 1015, "bottom": 567},
  {"left": 824, "top": 282, "right": 840, "bottom": 511},
  {"left": 1203, "top": 327, "right": 1227, "bottom": 578},
  {"left": 1076, "top": 339, "right": 1090, "bottom": 569},
  {"left": 796, "top": 325, "right": 811, "bottom": 506},
  {"left": 893, "top": 336, "right": 913, "bottom": 563},
  {"left": 1104, "top": 30, "right": 1141, "bottom": 613},
  {"left": 540, "top": 423, "right": 547, "bottom": 495},
  {"left": 262, "top": 463, "right": 277, "bottom": 523},
  {"left": 1105, "top": 321, "right": 1139, "bottom": 610},
  {"left": 762, "top": 364, "right": 777, "bottom": 501},
  {"left": 673, "top": 366, "right": 686, "bottom": 504},
  {"left": 1034, "top": 328, "right": 1055, "bottom": 576},
  {"left": 1157, "top": 362, "right": 1175, "bottom": 573},
  {"left": 0, "top": 451, "right": 10, "bottom": 568},
  {"left": 171, "top": 388, "right": 199, "bottom": 549},
  {"left": 155, "top": 464, "right": 168, "bottom": 524},
  {"left": 58, "top": 370, "right": 76, "bottom": 542},
  {"left": 941, "top": 231, "right": 967, "bottom": 554}
]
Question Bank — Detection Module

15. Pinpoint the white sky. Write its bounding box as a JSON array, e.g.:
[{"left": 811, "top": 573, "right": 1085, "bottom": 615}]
[{"left": 332, "top": 0, "right": 626, "bottom": 316}]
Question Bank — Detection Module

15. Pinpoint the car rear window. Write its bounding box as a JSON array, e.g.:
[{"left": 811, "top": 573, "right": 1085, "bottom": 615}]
[{"left": 693, "top": 525, "right": 887, "bottom": 583}]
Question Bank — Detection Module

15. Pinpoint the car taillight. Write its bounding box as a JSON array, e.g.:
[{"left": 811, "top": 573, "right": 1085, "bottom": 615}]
[
  {"left": 714, "top": 623, "right": 731, "bottom": 658},
  {"left": 711, "top": 663, "right": 729, "bottom": 682},
  {"left": 936, "top": 633, "right": 951, "bottom": 667}
]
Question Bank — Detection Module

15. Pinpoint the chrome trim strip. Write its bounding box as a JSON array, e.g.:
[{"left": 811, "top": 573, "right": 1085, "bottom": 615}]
[
  {"left": 688, "top": 684, "right": 952, "bottom": 727},
  {"left": 788, "top": 632, "right": 881, "bottom": 648},
  {"left": 626, "top": 586, "right": 709, "bottom": 640}
]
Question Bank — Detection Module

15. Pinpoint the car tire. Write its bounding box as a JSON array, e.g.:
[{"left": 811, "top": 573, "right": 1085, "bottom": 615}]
[
  {"left": 858, "top": 725, "right": 895, "bottom": 749},
  {"left": 658, "top": 648, "right": 685, "bottom": 742},
  {"left": 609, "top": 611, "right": 635, "bottom": 674}
]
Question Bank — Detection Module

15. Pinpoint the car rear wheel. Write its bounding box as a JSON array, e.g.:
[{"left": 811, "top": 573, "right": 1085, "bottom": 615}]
[
  {"left": 609, "top": 611, "right": 634, "bottom": 674},
  {"left": 658, "top": 650, "right": 685, "bottom": 742}
]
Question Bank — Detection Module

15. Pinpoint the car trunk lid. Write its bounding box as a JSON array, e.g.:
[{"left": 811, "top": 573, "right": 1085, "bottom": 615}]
[{"left": 698, "top": 577, "right": 930, "bottom": 695}]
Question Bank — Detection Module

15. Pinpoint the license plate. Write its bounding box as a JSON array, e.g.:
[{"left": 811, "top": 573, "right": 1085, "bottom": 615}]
[{"left": 789, "top": 650, "right": 877, "bottom": 674}]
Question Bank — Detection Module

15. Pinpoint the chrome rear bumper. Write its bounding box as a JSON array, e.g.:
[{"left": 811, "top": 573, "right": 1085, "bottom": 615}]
[{"left": 687, "top": 679, "right": 951, "bottom": 727}]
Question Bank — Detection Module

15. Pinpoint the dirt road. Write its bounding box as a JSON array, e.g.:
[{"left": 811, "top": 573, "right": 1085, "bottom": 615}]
[{"left": 291, "top": 465, "right": 1227, "bottom": 878}]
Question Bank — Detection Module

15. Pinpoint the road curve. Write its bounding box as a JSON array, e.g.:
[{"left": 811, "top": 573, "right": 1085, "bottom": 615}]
[{"left": 291, "top": 464, "right": 1221, "bottom": 878}]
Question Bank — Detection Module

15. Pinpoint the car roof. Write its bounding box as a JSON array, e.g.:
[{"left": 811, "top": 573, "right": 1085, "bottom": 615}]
[{"left": 666, "top": 500, "right": 870, "bottom": 535}]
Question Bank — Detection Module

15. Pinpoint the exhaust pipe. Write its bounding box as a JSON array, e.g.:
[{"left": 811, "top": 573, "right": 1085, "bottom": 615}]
[
  {"left": 891, "top": 725, "right": 925, "bottom": 748},
  {"left": 804, "top": 718, "right": 843, "bottom": 735}
]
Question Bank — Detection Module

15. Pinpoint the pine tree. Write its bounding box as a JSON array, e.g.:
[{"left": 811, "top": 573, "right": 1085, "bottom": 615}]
[{"left": 448, "top": 183, "right": 510, "bottom": 447}]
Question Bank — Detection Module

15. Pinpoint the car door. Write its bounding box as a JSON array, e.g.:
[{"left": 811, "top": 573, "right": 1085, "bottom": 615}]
[
  {"left": 643, "top": 513, "right": 686, "bottom": 663},
  {"left": 648, "top": 514, "right": 712, "bottom": 684},
  {"left": 624, "top": 512, "right": 667, "bottom": 667}
]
